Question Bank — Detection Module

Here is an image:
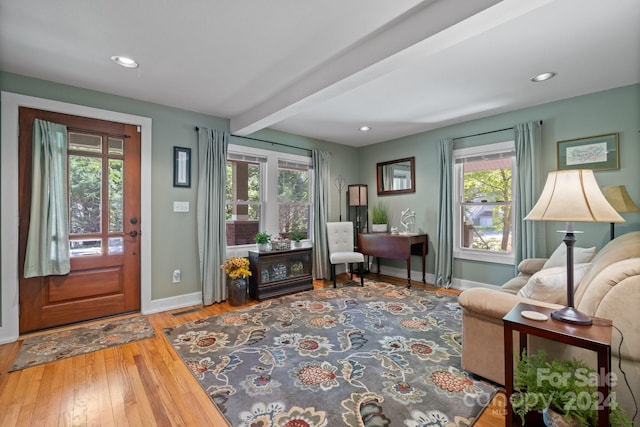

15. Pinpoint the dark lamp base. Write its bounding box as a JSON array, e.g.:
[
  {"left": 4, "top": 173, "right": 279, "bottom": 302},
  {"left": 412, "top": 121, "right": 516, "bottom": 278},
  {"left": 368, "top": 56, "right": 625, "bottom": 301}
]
[{"left": 551, "top": 306, "right": 593, "bottom": 326}]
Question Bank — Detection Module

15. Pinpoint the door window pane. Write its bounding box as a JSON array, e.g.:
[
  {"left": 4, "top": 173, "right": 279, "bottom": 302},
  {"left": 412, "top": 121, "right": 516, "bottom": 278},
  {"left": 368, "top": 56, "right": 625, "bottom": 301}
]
[
  {"left": 109, "top": 159, "right": 123, "bottom": 232},
  {"left": 69, "top": 132, "right": 102, "bottom": 153},
  {"left": 108, "top": 237, "right": 124, "bottom": 254},
  {"left": 69, "top": 238, "right": 102, "bottom": 256},
  {"left": 108, "top": 137, "right": 124, "bottom": 155},
  {"left": 69, "top": 155, "right": 102, "bottom": 234}
]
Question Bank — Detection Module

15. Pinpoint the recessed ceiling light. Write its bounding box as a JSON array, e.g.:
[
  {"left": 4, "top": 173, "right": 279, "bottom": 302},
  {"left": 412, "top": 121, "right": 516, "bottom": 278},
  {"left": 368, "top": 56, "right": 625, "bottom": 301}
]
[
  {"left": 531, "top": 72, "right": 556, "bottom": 82},
  {"left": 111, "top": 55, "right": 139, "bottom": 69},
  {"left": 359, "top": 126, "right": 371, "bottom": 132}
]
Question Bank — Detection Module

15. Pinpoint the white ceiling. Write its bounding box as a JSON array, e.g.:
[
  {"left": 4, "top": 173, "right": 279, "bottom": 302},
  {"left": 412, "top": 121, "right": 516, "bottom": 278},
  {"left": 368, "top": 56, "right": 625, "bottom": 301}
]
[{"left": 1, "top": 0, "right": 638, "bottom": 147}]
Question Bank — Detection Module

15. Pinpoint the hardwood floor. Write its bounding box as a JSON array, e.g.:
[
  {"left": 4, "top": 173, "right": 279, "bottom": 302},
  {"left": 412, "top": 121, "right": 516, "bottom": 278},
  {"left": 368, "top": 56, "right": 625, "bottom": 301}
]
[{"left": 0, "top": 275, "right": 505, "bottom": 426}]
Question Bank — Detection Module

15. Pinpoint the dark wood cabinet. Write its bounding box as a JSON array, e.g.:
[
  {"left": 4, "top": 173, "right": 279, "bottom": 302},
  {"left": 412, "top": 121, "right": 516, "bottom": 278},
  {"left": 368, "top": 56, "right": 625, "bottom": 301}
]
[{"left": 248, "top": 246, "right": 313, "bottom": 301}]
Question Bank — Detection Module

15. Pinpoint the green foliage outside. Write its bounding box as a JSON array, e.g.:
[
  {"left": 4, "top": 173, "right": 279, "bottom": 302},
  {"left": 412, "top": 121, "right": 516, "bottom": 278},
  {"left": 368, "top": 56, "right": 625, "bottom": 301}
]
[
  {"left": 463, "top": 168, "right": 512, "bottom": 252},
  {"left": 225, "top": 162, "right": 310, "bottom": 237},
  {"left": 225, "top": 161, "right": 260, "bottom": 221},
  {"left": 69, "top": 155, "right": 123, "bottom": 235},
  {"left": 278, "top": 168, "right": 309, "bottom": 234}
]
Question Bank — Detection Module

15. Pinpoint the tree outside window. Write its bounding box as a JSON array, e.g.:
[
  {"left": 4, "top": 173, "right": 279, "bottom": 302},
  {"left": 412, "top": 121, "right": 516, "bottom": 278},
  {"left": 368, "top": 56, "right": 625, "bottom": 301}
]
[
  {"left": 278, "top": 162, "right": 309, "bottom": 240},
  {"left": 454, "top": 142, "right": 516, "bottom": 264}
]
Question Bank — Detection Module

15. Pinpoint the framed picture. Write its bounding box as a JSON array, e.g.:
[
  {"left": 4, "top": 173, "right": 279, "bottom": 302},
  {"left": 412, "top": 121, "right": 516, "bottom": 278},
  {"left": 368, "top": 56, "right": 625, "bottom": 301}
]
[
  {"left": 173, "top": 146, "right": 191, "bottom": 187},
  {"left": 556, "top": 133, "right": 619, "bottom": 171}
]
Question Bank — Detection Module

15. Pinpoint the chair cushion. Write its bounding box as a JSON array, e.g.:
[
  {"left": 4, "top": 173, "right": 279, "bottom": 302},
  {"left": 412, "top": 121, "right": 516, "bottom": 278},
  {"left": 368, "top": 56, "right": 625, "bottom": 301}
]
[
  {"left": 330, "top": 251, "right": 364, "bottom": 264},
  {"left": 543, "top": 243, "right": 596, "bottom": 269},
  {"left": 516, "top": 263, "right": 591, "bottom": 304}
]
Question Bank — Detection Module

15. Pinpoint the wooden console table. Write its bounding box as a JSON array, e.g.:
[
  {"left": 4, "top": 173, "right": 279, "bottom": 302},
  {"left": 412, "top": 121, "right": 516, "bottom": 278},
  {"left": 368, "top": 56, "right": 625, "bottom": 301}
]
[{"left": 357, "top": 232, "right": 428, "bottom": 287}]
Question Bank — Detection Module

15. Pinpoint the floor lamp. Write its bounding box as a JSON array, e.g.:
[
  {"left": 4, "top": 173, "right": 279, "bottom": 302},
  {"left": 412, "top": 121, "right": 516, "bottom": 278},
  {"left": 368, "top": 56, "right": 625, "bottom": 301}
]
[
  {"left": 601, "top": 185, "right": 640, "bottom": 240},
  {"left": 524, "top": 170, "right": 623, "bottom": 325}
]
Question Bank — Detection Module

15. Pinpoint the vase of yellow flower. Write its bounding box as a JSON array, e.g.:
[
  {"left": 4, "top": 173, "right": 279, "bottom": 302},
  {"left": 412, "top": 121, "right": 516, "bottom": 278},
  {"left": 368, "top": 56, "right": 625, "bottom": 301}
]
[{"left": 221, "top": 257, "right": 252, "bottom": 306}]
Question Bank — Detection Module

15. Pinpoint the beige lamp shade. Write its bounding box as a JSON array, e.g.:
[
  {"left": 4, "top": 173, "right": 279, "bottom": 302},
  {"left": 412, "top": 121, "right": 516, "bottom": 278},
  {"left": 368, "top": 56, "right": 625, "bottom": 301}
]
[
  {"left": 601, "top": 185, "right": 640, "bottom": 213},
  {"left": 525, "top": 170, "right": 624, "bottom": 223},
  {"left": 348, "top": 184, "right": 367, "bottom": 207}
]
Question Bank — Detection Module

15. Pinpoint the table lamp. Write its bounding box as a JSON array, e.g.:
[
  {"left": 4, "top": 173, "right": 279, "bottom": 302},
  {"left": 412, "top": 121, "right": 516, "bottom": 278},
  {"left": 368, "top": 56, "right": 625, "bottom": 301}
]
[
  {"left": 524, "top": 170, "right": 623, "bottom": 325},
  {"left": 601, "top": 185, "right": 640, "bottom": 240}
]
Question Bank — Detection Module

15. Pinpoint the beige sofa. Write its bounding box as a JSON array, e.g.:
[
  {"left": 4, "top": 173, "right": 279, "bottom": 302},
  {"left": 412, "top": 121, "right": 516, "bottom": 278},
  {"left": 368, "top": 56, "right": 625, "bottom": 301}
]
[{"left": 458, "top": 231, "right": 640, "bottom": 423}]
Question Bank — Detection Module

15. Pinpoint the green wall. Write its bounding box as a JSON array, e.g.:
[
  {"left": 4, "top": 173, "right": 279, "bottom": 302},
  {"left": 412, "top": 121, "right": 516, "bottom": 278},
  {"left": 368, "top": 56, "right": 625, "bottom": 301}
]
[
  {"left": 0, "top": 72, "right": 359, "bottom": 305},
  {"left": 358, "top": 84, "right": 640, "bottom": 286},
  {"left": 2, "top": 70, "right": 638, "bottom": 297}
]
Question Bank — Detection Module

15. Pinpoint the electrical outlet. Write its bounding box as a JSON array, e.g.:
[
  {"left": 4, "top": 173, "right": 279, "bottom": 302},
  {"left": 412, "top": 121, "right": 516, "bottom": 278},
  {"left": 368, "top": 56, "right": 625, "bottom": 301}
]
[{"left": 172, "top": 269, "right": 181, "bottom": 283}]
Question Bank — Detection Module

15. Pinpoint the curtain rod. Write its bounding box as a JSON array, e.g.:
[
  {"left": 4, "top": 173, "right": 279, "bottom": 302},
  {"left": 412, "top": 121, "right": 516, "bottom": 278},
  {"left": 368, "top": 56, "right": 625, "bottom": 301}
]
[
  {"left": 67, "top": 126, "right": 130, "bottom": 139},
  {"left": 195, "top": 127, "right": 312, "bottom": 154},
  {"left": 452, "top": 120, "right": 542, "bottom": 141}
]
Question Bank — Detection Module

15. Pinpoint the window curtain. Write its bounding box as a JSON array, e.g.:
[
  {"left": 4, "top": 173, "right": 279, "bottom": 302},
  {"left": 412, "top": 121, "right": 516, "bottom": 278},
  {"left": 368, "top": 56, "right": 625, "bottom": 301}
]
[
  {"left": 24, "top": 119, "right": 71, "bottom": 278},
  {"left": 514, "top": 120, "right": 545, "bottom": 265},
  {"left": 434, "top": 138, "right": 454, "bottom": 288},
  {"left": 312, "top": 149, "right": 330, "bottom": 279},
  {"left": 197, "top": 127, "right": 229, "bottom": 305}
]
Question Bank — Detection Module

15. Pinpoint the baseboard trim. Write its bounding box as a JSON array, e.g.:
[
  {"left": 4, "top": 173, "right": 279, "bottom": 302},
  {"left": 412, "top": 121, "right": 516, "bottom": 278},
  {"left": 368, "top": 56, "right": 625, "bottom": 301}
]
[
  {"left": 142, "top": 292, "right": 203, "bottom": 315},
  {"left": 369, "top": 262, "right": 499, "bottom": 292}
]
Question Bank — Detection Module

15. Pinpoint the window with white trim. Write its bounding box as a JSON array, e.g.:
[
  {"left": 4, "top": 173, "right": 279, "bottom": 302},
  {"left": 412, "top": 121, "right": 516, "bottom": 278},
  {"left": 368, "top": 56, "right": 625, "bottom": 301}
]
[
  {"left": 453, "top": 141, "right": 516, "bottom": 264},
  {"left": 225, "top": 144, "right": 312, "bottom": 247},
  {"left": 278, "top": 159, "right": 310, "bottom": 240}
]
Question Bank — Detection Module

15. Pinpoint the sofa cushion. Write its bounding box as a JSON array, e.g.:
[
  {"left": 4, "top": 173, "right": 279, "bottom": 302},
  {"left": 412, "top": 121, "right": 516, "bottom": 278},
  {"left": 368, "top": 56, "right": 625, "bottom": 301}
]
[
  {"left": 543, "top": 244, "right": 596, "bottom": 269},
  {"left": 517, "top": 258, "right": 548, "bottom": 275},
  {"left": 575, "top": 231, "right": 640, "bottom": 307},
  {"left": 501, "top": 276, "right": 529, "bottom": 294},
  {"left": 516, "top": 263, "right": 591, "bottom": 304}
]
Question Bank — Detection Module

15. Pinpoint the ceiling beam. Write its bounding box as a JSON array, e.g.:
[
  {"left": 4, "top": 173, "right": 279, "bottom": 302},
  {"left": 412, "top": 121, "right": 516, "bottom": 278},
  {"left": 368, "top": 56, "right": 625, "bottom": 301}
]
[{"left": 230, "top": 0, "right": 504, "bottom": 136}]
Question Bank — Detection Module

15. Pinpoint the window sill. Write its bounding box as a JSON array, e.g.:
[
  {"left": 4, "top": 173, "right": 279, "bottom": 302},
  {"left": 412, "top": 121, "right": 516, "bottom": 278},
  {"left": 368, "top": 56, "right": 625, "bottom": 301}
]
[{"left": 454, "top": 249, "right": 514, "bottom": 265}]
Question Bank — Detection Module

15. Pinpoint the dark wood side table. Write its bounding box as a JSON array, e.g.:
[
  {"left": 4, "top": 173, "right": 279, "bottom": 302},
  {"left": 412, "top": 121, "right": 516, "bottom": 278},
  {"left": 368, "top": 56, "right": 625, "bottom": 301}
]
[
  {"left": 357, "top": 232, "right": 427, "bottom": 287},
  {"left": 503, "top": 302, "right": 612, "bottom": 427}
]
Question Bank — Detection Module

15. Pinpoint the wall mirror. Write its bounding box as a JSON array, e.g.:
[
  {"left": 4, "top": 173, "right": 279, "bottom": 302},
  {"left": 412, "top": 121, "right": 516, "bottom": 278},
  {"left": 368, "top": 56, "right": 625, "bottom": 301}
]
[{"left": 376, "top": 156, "right": 415, "bottom": 195}]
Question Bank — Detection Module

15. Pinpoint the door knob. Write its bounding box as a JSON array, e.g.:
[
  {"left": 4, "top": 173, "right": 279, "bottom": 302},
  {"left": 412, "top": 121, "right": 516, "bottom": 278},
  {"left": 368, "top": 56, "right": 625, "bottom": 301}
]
[{"left": 129, "top": 230, "right": 138, "bottom": 237}]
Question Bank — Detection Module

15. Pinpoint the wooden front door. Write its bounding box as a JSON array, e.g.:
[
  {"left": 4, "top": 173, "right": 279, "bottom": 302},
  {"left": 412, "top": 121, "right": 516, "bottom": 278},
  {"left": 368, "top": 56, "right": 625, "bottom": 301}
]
[{"left": 18, "top": 107, "right": 141, "bottom": 333}]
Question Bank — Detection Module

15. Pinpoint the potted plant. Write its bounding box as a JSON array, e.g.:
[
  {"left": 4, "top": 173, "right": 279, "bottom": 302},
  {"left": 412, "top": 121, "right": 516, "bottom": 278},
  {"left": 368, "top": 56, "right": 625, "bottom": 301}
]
[
  {"left": 512, "top": 350, "right": 631, "bottom": 426},
  {"left": 220, "top": 257, "right": 252, "bottom": 306},
  {"left": 371, "top": 204, "right": 388, "bottom": 232},
  {"left": 291, "top": 230, "right": 306, "bottom": 247},
  {"left": 254, "top": 231, "right": 271, "bottom": 251}
]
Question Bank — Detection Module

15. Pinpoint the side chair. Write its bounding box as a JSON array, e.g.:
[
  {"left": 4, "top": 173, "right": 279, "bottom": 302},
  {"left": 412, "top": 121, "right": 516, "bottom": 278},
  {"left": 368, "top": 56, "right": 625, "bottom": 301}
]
[{"left": 326, "top": 221, "right": 365, "bottom": 288}]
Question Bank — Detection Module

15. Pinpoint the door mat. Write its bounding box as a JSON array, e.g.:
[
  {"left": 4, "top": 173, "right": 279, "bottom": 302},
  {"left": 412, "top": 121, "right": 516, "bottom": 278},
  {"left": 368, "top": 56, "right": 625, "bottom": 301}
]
[{"left": 9, "top": 315, "right": 155, "bottom": 371}]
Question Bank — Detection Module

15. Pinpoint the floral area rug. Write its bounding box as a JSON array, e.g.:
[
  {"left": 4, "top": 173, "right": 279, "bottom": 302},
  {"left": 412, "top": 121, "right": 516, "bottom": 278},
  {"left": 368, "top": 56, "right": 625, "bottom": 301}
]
[
  {"left": 163, "top": 280, "right": 498, "bottom": 427},
  {"left": 10, "top": 315, "right": 155, "bottom": 371}
]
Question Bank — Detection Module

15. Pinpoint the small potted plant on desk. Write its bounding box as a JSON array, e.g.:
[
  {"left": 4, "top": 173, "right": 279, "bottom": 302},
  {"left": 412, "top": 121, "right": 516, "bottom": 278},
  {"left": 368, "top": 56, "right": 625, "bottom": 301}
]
[
  {"left": 254, "top": 231, "right": 271, "bottom": 251},
  {"left": 291, "top": 230, "right": 306, "bottom": 247},
  {"left": 512, "top": 350, "right": 631, "bottom": 426},
  {"left": 371, "top": 203, "right": 388, "bottom": 232}
]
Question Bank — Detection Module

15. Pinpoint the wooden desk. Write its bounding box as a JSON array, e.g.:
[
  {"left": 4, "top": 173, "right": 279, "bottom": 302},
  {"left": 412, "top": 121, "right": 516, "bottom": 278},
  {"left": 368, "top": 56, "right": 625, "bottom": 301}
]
[
  {"left": 358, "top": 232, "right": 427, "bottom": 287},
  {"left": 503, "top": 302, "right": 612, "bottom": 427}
]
